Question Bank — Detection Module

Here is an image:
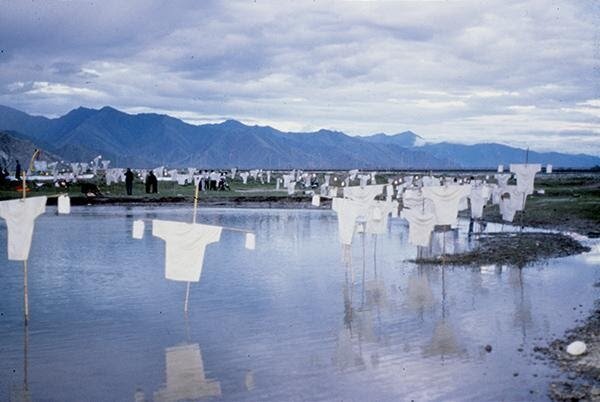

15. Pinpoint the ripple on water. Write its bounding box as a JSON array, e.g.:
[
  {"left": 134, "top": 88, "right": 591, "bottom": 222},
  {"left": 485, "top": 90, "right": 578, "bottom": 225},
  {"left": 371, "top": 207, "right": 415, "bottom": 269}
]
[{"left": 0, "top": 205, "right": 597, "bottom": 401}]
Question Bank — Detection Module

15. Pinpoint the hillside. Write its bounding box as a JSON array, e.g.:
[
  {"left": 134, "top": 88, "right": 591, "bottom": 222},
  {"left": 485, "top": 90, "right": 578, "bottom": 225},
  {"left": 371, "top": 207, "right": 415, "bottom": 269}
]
[{"left": 0, "top": 105, "right": 598, "bottom": 169}]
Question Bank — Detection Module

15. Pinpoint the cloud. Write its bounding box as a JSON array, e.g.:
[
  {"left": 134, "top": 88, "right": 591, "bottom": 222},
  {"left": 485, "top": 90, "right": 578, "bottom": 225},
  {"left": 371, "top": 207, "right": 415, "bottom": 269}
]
[{"left": 0, "top": 0, "right": 598, "bottom": 155}]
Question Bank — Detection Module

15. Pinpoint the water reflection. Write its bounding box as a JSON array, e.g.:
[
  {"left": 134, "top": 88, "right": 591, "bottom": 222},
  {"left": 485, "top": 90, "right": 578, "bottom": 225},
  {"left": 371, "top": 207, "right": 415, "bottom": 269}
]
[
  {"left": 0, "top": 206, "right": 597, "bottom": 401},
  {"left": 153, "top": 343, "right": 222, "bottom": 401},
  {"left": 10, "top": 323, "right": 31, "bottom": 402},
  {"left": 422, "top": 268, "right": 466, "bottom": 360}
]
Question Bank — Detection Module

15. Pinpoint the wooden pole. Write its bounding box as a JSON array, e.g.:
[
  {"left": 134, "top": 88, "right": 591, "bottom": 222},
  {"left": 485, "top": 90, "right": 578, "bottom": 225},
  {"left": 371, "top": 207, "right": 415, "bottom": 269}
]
[
  {"left": 192, "top": 181, "right": 200, "bottom": 224},
  {"left": 184, "top": 281, "right": 191, "bottom": 313},
  {"left": 23, "top": 260, "right": 29, "bottom": 325},
  {"left": 184, "top": 181, "right": 201, "bottom": 312}
]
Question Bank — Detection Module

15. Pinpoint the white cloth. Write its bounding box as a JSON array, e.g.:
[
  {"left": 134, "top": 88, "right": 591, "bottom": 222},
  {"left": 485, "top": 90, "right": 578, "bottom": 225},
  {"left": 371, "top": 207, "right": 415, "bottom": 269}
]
[
  {"left": 348, "top": 169, "right": 359, "bottom": 181},
  {"left": 494, "top": 174, "right": 511, "bottom": 188},
  {"left": 364, "top": 200, "right": 398, "bottom": 235},
  {"left": 331, "top": 197, "right": 369, "bottom": 245},
  {"left": 422, "top": 185, "right": 472, "bottom": 226},
  {"left": 311, "top": 195, "right": 320, "bottom": 207},
  {"left": 422, "top": 176, "right": 440, "bottom": 187},
  {"left": 343, "top": 184, "right": 385, "bottom": 203},
  {"left": 401, "top": 208, "right": 436, "bottom": 247},
  {"left": 402, "top": 189, "right": 426, "bottom": 211},
  {"left": 240, "top": 172, "right": 249, "bottom": 184},
  {"left": 132, "top": 220, "right": 145, "bottom": 239},
  {"left": 499, "top": 185, "right": 526, "bottom": 222},
  {"left": 546, "top": 164, "right": 552, "bottom": 174},
  {"left": 358, "top": 174, "right": 371, "bottom": 188},
  {"left": 385, "top": 185, "right": 394, "bottom": 202},
  {"left": 469, "top": 185, "right": 491, "bottom": 219},
  {"left": 168, "top": 169, "right": 178, "bottom": 181},
  {"left": 497, "top": 164, "right": 504, "bottom": 173},
  {"left": 328, "top": 187, "right": 338, "bottom": 197},
  {"left": 275, "top": 178, "right": 281, "bottom": 190},
  {"left": 245, "top": 233, "right": 256, "bottom": 250},
  {"left": 152, "top": 220, "right": 222, "bottom": 282},
  {"left": 0, "top": 196, "right": 47, "bottom": 261},
  {"left": 510, "top": 164, "right": 541, "bottom": 196},
  {"left": 101, "top": 160, "right": 111, "bottom": 170},
  {"left": 286, "top": 181, "right": 296, "bottom": 195},
  {"left": 57, "top": 194, "right": 71, "bottom": 214},
  {"left": 177, "top": 175, "right": 190, "bottom": 185}
]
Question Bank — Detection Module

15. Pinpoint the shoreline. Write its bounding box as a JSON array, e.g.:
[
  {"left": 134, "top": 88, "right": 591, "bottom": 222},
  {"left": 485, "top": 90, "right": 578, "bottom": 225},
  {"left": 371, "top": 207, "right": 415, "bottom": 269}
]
[
  {"left": 535, "top": 301, "right": 600, "bottom": 401},
  {"left": 413, "top": 232, "right": 591, "bottom": 268}
]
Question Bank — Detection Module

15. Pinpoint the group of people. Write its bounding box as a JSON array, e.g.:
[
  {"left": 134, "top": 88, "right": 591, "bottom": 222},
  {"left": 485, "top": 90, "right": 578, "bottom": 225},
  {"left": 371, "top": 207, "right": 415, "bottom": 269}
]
[{"left": 124, "top": 168, "right": 158, "bottom": 195}]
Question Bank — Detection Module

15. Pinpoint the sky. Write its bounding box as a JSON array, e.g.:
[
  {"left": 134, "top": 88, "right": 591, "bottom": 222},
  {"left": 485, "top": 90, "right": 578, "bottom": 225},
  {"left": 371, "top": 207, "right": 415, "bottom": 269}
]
[{"left": 0, "top": 0, "right": 598, "bottom": 155}]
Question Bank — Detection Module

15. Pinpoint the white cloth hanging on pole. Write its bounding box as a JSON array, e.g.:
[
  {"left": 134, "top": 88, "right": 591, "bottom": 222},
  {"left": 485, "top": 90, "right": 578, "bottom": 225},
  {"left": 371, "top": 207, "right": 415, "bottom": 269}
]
[
  {"left": 510, "top": 163, "right": 541, "bottom": 196},
  {"left": 240, "top": 172, "right": 249, "bottom": 184},
  {"left": 245, "top": 233, "right": 256, "bottom": 250},
  {"left": 57, "top": 194, "right": 71, "bottom": 214},
  {"left": 499, "top": 185, "right": 526, "bottom": 222},
  {"left": 494, "top": 173, "right": 511, "bottom": 188},
  {"left": 546, "top": 164, "right": 552, "bottom": 174},
  {"left": 0, "top": 196, "right": 47, "bottom": 261},
  {"left": 286, "top": 180, "right": 296, "bottom": 195},
  {"left": 343, "top": 184, "right": 385, "bottom": 203},
  {"left": 331, "top": 197, "right": 368, "bottom": 245},
  {"left": 152, "top": 220, "right": 222, "bottom": 283},
  {"left": 132, "top": 220, "right": 145, "bottom": 239},
  {"left": 422, "top": 184, "right": 472, "bottom": 226},
  {"left": 358, "top": 174, "right": 370, "bottom": 188},
  {"left": 363, "top": 200, "right": 399, "bottom": 235},
  {"left": 468, "top": 185, "right": 491, "bottom": 219},
  {"left": 401, "top": 208, "right": 436, "bottom": 247},
  {"left": 101, "top": 160, "right": 111, "bottom": 170}
]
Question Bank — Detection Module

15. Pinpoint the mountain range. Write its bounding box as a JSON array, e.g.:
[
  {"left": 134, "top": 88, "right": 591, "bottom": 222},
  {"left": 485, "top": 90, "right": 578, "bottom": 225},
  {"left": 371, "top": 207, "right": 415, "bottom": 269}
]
[{"left": 0, "top": 104, "right": 598, "bottom": 170}]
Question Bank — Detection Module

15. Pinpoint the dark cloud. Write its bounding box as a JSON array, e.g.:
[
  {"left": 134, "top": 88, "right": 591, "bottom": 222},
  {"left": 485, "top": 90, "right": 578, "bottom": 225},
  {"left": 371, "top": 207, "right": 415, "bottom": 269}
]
[{"left": 0, "top": 0, "right": 597, "bottom": 154}]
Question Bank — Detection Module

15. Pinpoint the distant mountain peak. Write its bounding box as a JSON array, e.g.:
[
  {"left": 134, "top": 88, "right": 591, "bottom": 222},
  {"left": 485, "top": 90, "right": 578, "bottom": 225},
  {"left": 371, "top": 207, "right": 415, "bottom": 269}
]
[
  {"left": 363, "top": 130, "right": 425, "bottom": 147},
  {"left": 220, "top": 119, "right": 246, "bottom": 127}
]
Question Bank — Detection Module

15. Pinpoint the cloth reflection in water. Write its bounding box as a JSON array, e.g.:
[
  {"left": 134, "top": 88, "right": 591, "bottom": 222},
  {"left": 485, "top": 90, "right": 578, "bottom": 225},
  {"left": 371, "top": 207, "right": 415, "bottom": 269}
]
[{"left": 153, "top": 343, "right": 221, "bottom": 402}]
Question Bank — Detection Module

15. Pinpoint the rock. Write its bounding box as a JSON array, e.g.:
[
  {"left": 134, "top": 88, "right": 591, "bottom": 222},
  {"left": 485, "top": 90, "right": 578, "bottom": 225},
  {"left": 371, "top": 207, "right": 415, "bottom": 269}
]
[
  {"left": 566, "top": 341, "right": 587, "bottom": 356},
  {"left": 484, "top": 345, "right": 492, "bottom": 353}
]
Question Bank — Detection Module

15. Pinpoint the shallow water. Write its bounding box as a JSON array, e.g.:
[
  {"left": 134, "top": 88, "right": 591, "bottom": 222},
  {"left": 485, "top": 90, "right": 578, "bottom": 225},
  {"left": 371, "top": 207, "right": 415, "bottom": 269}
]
[{"left": 0, "top": 206, "right": 598, "bottom": 401}]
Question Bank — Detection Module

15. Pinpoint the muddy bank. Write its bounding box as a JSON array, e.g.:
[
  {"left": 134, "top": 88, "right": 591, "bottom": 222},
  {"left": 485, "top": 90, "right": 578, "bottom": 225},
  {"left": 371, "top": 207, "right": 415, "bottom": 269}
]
[
  {"left": 414, "top": 232, "right": 590, "bottom": 267},
  {"left": 534, "top": 302, "right": 600, "bottom": 401}
]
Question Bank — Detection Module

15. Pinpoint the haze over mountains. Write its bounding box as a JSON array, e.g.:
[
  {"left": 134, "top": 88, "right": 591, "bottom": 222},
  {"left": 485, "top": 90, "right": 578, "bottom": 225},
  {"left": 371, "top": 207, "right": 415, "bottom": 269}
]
[{"left": 0, "top": 105, "right": 598, "bottom": 170}]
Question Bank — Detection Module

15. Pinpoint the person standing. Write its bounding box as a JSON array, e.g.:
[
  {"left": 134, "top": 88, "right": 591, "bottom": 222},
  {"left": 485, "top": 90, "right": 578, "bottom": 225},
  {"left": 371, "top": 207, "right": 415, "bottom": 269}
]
[
  {"left": 15, "top": 160, "right": 21, "bottom": 180},
  {"left": 145, "top": 171, "right": 152, "bottom": 194},
  {"left": 148, "top": 171, "right": 158, "bottom": 193},
  {"left": 125, "top": 168, "right": 134, "bottom": 195}
]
